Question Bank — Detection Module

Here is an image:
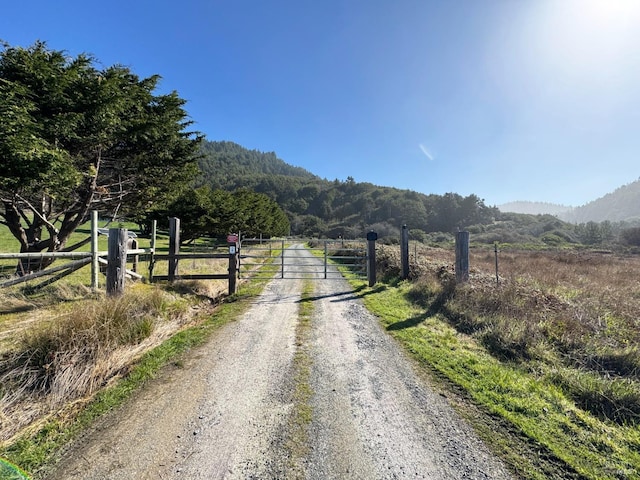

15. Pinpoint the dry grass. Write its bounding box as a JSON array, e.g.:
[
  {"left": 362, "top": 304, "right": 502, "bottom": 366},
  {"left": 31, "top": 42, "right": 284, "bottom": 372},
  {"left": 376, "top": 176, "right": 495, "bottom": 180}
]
[
  {"left": 0, "top": 286, "right": 196, "bottom": 443},
  {"left": 377, "top": 244, "right": 640, "bottom": 425}
]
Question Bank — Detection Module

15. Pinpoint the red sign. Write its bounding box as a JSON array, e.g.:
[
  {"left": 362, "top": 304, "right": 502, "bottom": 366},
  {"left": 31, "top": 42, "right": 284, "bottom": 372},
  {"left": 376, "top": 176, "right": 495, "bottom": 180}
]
[{"left": 227, "top": 234, "right": 239, "bottom": 243}]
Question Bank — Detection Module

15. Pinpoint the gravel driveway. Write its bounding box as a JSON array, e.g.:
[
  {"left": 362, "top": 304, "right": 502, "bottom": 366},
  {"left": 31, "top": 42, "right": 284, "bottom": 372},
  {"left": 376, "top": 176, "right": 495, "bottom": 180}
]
[{"left": 46, "top": 244, "right": 513, "bottom": 479}]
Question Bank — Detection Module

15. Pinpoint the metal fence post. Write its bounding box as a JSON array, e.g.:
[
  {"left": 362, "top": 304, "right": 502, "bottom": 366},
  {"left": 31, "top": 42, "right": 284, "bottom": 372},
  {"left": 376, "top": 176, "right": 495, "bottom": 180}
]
[
  {"left": 324, "top": 240, "right": 328, "bottom": 279},
  {"left": 91, "top": 210, "right": 99, "bottom": 291},
  {"left": 281, "top": 239, "right": 285, "bottom": 279}
]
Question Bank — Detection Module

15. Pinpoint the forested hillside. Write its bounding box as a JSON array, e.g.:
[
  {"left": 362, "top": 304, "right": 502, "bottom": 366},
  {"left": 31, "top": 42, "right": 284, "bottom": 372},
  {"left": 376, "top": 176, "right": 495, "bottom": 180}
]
[
  {"left": 196, "top": 141, "right": 317, "bottom": 187},
  {"left": 559, "top": 178, "right": 640, "bottom": 223},
  {"left": 195, "top": 141, "right": 498, "bottom": 239},
  {"left": 498, "top": 201, "right": 572, "bottom": 216}
]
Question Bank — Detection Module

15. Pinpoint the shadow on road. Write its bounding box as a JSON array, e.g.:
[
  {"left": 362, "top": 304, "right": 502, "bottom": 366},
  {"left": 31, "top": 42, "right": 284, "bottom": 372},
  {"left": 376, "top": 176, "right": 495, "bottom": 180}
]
[{"left": 296, "top": 285, "right": 388, "bottom": 304}]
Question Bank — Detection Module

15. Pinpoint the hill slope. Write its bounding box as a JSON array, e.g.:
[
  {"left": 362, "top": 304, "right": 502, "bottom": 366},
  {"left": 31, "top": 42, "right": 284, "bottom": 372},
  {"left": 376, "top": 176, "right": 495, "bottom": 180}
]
[
  {"left": 197, "top": 141, "right": 318, "bottom": 189},
  {"left": 195, "top": 141, "right": 498, "bottom": 238},
  {"left": 558, "top": 178, "right": 640, "bottom": 223},
  {"left": 498, "top": 201, "right": 572, "bottom": 216}
]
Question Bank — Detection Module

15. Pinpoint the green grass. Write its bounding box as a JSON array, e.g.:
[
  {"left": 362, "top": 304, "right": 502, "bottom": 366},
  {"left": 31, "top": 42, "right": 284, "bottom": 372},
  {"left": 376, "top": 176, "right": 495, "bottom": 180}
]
[
  {"left": 0, "top": 219, "right": 148, "bottom": 288},
  {"left": 349, "top": 279, "right": 640, "bottom": 480},
  {"left": 0, "top": 220, "right": 233, "bottom": 292},
  {"left": 285, "top": 279, "right": 315, "bottom": 475},
  {"left": 0, "top": 279, "right": 268, "bottom": 478}
]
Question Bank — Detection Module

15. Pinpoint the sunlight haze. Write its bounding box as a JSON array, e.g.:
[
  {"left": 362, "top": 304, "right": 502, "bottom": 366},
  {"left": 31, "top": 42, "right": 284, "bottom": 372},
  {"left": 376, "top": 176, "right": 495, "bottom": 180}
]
[{"left": 2, "top": 0, "right": 638, "bottom": 207}]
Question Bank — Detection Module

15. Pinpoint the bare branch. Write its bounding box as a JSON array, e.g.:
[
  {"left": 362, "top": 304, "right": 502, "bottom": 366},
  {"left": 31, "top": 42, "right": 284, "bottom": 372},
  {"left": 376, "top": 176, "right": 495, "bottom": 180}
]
[{"left": 15, "top": 193, "right": 59, "bottom": 235}]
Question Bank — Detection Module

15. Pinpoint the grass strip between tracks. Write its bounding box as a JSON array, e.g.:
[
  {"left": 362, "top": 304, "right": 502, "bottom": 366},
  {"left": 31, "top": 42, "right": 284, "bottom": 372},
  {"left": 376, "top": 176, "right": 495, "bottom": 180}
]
[
  {"left": 285, "top": 279, "right": 315, "bottom": 476},
  {"left": 348, "top": 279, "right": 640, "bottom": 480},
  {"left": 0, "top": 280, "right": 268, "bottom": 479}
]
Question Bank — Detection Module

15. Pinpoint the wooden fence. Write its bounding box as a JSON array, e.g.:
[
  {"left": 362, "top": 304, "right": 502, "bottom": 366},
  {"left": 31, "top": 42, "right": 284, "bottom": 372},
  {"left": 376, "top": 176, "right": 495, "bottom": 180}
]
[
  {"left": 149, "top": 217, "right": 239, "bottom": 294},
  {"left": 0, "top": 213, "right": 239, "bottom": 296},
  {"left": 399, "top": 225, "right": 470, "bottom": 283},
  {"left": 0, "top": 211, "right": 145, "bottom": 294}
]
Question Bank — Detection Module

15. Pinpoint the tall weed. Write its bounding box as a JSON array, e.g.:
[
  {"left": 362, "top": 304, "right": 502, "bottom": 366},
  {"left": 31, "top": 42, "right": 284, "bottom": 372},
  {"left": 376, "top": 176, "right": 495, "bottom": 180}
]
[
  {"left": 0, "top": 287, "right": 180, "bottom": 440},
  {"left": 391, "top": 245, "right": 640, "bottom": 425}
]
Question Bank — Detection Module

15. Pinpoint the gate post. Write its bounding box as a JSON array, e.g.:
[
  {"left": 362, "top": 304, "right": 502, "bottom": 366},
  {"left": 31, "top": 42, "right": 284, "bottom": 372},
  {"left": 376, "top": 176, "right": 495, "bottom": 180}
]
[
  {"left": 106, "top": 228, "right": 127, "bottom": 296},
  {"left": 455, "top": 231, "right": 470, "bottom": 283},
  {"left": 400, "top": 224, "right": 409, "bottom": 280},
  {"left": 168, "top": 217, "right": 180, "bottom": 283},
  {"left": 366, "top": 231, "right": 377, "bottom": 287},
  {"left": 324, "top": 241, "right": 328, "bottom": 279},
  {"left": 228, "top": 245, "right": 238, "bottom": 295},
  {"left": 281, "top": 239, "right": 285, "bottom": 279},
  {"left": 227, "top": 233, "right": 239, "bottom": 295}
]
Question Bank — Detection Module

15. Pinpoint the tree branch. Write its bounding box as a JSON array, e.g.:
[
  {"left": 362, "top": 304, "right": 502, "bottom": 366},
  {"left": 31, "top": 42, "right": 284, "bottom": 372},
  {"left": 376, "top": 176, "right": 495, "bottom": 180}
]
[{"left": 15, "top": 193, "right": 59, "bottom": 235}]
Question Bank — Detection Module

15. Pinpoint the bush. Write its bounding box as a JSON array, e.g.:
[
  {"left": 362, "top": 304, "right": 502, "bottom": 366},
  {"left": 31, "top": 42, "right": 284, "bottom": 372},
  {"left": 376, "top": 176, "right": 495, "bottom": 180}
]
[{"left": 541, "top": 233, "right": 565, "bottom": 246}]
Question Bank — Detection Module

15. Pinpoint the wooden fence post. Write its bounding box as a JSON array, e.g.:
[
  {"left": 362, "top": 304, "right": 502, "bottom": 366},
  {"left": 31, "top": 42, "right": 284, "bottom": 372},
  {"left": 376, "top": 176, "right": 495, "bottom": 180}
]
[
  {"left": 91, "top": 210, "right": 99, "bottom": 291},
  {"left": 455, "top": 231, "right": 470, "bottom": 283},
  {"left": 367, "top": 231, "right": 377, "bottom": 287},
  {"left": 106, "top": 228, "right": 127, "bottom": 296},
  {"left": 228, "top": 243, "right": 238, "bottom": 295},
  {"left": 400, "top": 224, "right": 409, "bottom": 280},
  {"left": 168, "top": 217, "right": 180, "bottom": 283}
]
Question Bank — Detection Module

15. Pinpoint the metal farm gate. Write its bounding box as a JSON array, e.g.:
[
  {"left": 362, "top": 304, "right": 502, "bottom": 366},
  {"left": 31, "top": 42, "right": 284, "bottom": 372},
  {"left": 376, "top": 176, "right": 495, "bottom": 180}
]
[{"left": 238, "top": 239, "right": 368, "bottom": 280}]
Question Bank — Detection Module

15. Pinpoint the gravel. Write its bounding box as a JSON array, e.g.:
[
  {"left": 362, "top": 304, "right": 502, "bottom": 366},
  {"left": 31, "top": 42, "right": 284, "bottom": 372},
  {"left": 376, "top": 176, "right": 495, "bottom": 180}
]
[{"left": 45, "top": 245, "right": 513, "bottom": 480}]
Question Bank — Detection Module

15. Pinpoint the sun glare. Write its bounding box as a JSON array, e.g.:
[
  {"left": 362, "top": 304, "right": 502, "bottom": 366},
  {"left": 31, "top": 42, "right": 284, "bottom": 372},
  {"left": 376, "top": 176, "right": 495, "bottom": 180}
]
[{"left": 494, "top": 0, "right": 640, "bottom": 100}]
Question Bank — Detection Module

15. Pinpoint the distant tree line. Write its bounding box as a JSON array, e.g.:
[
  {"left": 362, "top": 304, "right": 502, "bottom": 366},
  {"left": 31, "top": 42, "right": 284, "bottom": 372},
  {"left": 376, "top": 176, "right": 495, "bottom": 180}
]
[
  {"left": 469, "top": 212, "right": 640, "bottom": 249},
  {"left": 144, "top": 187, "right": 290, "bottom": 243},
  {"left": 195, "top": 141, "right": 499, "bottom": 239}
]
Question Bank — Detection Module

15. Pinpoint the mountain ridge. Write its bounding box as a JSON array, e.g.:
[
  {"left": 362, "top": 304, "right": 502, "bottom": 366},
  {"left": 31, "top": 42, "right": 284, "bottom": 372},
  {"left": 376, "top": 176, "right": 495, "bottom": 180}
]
[
  {"left": 493, "top": 180, "right": 640, "bottom": 223},
  {"left": 195, "top": 140, "right": 498, "bottom": 237},
  {"left": 197, "top": 140, "right": 640, "bottom": 227}
]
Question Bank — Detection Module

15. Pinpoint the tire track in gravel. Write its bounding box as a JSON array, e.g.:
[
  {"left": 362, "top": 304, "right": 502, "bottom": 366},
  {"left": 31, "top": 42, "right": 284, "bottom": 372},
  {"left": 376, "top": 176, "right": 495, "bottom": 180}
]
[
  {"left": 46, "top": 244, "right": 513, "bottom": 479},
  {"left": 47, "top": 262, "right": 305, "bottom": 480},
  {"left": 302, "top": 246, "right": 513, "bottom": 480}
]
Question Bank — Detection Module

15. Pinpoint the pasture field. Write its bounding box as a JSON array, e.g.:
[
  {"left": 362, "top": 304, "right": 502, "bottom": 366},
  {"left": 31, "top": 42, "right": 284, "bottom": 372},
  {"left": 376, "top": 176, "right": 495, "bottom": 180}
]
[{"left": 0, "top": 220, "right": 233, "bottom": 288}]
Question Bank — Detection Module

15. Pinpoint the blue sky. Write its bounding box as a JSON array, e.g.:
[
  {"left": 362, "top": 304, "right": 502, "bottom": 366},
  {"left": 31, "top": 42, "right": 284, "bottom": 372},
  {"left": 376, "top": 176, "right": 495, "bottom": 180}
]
[{"left": 2, "top": 0, "right": 639, "bottom": 207}]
